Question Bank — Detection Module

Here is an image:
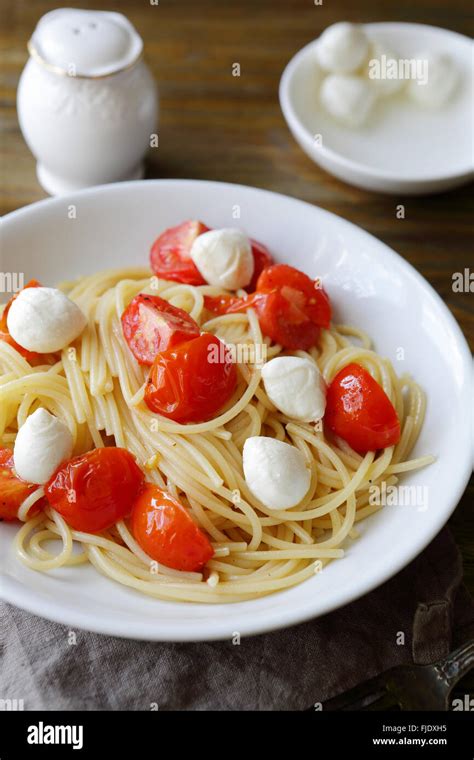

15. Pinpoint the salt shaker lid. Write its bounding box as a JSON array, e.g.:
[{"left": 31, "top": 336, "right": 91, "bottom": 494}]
[{"left": 28, "top": 8, "right": 143, "bottom": 77}]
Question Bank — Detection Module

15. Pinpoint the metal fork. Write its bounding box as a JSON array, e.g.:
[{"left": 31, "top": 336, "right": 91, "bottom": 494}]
[{"left": 320, "top": 639, "right": 474, "bottom": 710}]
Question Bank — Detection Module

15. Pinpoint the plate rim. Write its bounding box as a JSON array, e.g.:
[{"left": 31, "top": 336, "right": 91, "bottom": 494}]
[
  {"left": 279, "top": 21, "right": 474, "bottom": 185},
  {"left": 1, "top": 178, "right": 472, "bottom": 641}
]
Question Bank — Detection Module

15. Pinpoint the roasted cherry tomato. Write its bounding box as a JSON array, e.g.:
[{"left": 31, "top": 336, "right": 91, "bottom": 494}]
[
  {"left": 204, "top": 264, "right": 330, "bottom": 350},
  {"left": 150, "top": 220, "right": 209, "bottom": 285},
  {"left": 121, "top": 293, "right": 200, "bottom": 366},
  {"left": 131, "top": 484, "right": 214, "bottom": 572},
  {"left": 203, "top": 293, "right": 242, "bottom": 315},
  {"left": 248, "top": 239, "right": 274, "bottom": 291},
  {"left": 251, "top": 289, "right": 321, "bottom": 350},
  {"left": 205, "top": 288, "right": 320, "bottom": 350},
  {"left": 257, "top": 264, "right": 331, "bottom": 329},
  {"left": 0, "top": 280, "right": 43, "bottom": 364},
  {"left": 325, "top": 363, "right": 401, "bottom": 454},
  {"left": 45, "top": 447, "right": 145, "bottom": 533},
  {"left": 150, "top": 220, "right": 274, "bottom": 289},
  {"left": 0, "top": 447, "right": 44, "bottom": 521},
  {"left": 144, "top": 333, "right": 237, "bottom": 423}
]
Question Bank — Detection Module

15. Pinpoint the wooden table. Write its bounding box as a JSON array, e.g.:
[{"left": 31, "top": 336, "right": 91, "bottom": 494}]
[{"left": 1, "top": 1, "right": 472, "bottom": 596}]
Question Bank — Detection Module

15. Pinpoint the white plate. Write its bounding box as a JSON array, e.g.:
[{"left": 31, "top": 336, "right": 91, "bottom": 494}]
[
  {"left": 279, "top": 23, "right": 474, "bottom": 194},
  {"left": 1, "top": 179, "right": 472, "bottom": 640}
]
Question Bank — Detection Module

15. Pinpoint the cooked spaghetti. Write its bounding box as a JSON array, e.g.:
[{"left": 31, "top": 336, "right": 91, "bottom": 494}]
[{"left": 0, "top": 264, "right": 434, "bottom": 603}]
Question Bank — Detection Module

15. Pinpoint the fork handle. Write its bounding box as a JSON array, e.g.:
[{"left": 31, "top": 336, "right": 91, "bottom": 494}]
[{"left": 438, "top": 639, "right": 474, "bottom": 687}]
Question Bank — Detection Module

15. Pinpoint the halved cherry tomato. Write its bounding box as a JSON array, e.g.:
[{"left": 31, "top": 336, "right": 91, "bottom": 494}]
[
  {"left": 150, "top": 220, "right": 209, "bottom": 285},
  {"left": 205, "top": 289, "right": 319, "bottom": 349},
  {"left": 257, "top": 264, "right": 331, "bottom": 329},
  {"left": 205, "top": 288, "right": 320, "bottom": 350},
  {"left": 121, "top": 293, "right": 200, "bottom": 366},
  {"left": 0, "top": 448, "right": 45, "bottom": 521},
  {"left": 325, "top": 363, "right": 401, "bottom": 454},
  {"left": 150, "top": 220, "right": 274, "bottom": 289},
  {"left": 131, "top": 484, "right": 214, "bottom": 571},
  {"left": 0, "top": 280, "right": 43, "bottom": 364},
  {"left": 248, "top": 239, "right": 274, "bottom": 291},
  {"left": 204, "top": 264, "right": 330, "bottom": 350},
  {"left": 144, "top": 333, "right": 237, "bottom": 423},
  {"left": 45, "top": 447, "right": 145, "bottom": 533},
  {"left": 251, "top": 289, "right": 321, "bottom": 350},
  {"left": 203, "top": 293, "right": 242, "bottom": 316}
]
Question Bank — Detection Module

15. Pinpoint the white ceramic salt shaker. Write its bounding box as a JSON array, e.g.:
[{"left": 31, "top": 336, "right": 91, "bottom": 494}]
[{"left": 17, "top": 8, "right": 158, "bottom": 195}]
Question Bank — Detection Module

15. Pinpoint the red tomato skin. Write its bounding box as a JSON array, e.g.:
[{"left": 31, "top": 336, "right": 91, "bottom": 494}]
[
  {"left": 204, "top": 264, "right": 330, "bottom": 349},
  {"left": 203, "top": 293, "right": 242, "bottom": 316},
  {"left": 150, "top": 220, "right": 209, "bottom": 285},
  {"left": 0, "top": 280, "right": 44, "bottom": 364},
  {"left": 144, "top": 333, "right": 237, "bottom": 423},
  {"left": 204, "top": 290, "right": 319, "bottom": 350},
  {"left": 248, "top": 239, "right": 274, "bottom": 292},
  {"left": 325, "top": 363, "right": 401, "bottom": 454},
  {"left": 121, "top": 293, "right": 200, "bottom": 366},
  {"left": 150, "top": 222, "right": 273, "bottom": 289},
  {"left": 257, "top": 264, "right": 332, "bottom": 329},
  {"left": 131, "top": 484, "right": 214, "bottom": 571},
  {"left": 248, "top": 290, "right": 319, "bottom": 350},
  {"left": 0, "top": 448, "right": 44, "bottom": 521},
  {"left": 45, "top": 448, "right": 145, "bottom": 533}
]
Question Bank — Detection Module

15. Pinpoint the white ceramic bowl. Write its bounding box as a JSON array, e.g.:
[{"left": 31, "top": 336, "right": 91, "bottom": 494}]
[
  {"left": 279, "top": 23, "right": 474, "bottom": 194},
  {"left": 1, "top": 180, "right": 472, "bottom": 640}
]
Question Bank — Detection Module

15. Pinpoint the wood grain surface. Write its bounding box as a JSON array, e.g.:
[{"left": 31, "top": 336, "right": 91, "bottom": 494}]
[{"left": 0, "top": 0, "right": 472, "bottom": 597}]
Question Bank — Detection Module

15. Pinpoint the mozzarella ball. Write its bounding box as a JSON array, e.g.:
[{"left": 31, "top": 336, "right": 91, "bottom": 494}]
[
  {"left": 407, "top": 52, "right": 458, "bottom": 107},
  {"left": 190, "top": 228, "right": 254, "bottom": 290},
  {"left": 261, "top": 356, "right": 326, "bottom": 422},
  {"left": 243, "top": 436, "right": 311, "bottom": 510},
  {"left": 366, "top": 42, "right": 406, "bottom": 97},
  {"left": 316, "top": 22, "right": 369, "bottom": 74},
  {"left": 320, "top": 74, "right": 376, "bottom": 127},
  {"left": 14, "top": 408, "right": 73, "bottom": 484},
  {"left": 7, "top": 287, "right": 87, "bottom": 353}
]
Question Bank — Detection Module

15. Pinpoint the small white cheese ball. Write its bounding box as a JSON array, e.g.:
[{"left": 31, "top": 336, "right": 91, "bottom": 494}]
[
  {"left": 366, "top": 42, "right": 406, "bottom": 97},
  {"left": 190, "top": 228, "right": 254, "bottom": 290},
  {"left": 261, "top": 356, "right": 326, "bottom": 422},
  {"left": 320, "top": 74, "right": 376, "bottom": 127},
  {"left": 407, "top": 52, "right": 458, "bottom": 108},
  {"left": 316, "top": 22, "right": 369, "bottom": 74},
  {"left": 7, "top": 286, "right": 87, "bottom": 353},
  {"left": 243, "top": 436, "right": 311, "bottom": 510},
  {"left": 14, "top": 408, "right": 73, "bottom": 484}
]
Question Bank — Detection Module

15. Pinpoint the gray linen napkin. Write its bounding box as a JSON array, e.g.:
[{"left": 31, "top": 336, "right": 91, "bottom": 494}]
[{"left": 1, "top": 527, "right": 473, "bottom": 711}]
